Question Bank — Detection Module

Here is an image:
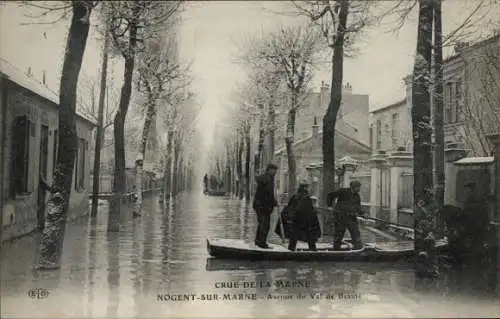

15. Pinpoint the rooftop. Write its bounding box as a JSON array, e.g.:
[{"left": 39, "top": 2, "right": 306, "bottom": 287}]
[
  {"left": 0, "top": 58, "right": 97, "bottom": 126},
  {"left": 454, "top": 156, "right": 494, "bottom": 165},
  {"left": 370, "top": 98, "right": 407, "bottom": 114},
  {"left": 275, "top": 127, "right": 371, "bottom": 156}
]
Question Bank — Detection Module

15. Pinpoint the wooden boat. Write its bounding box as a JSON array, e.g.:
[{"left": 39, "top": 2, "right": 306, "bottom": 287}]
[{"left": 206, "top": 238, "right": 449, "bottom": 262}]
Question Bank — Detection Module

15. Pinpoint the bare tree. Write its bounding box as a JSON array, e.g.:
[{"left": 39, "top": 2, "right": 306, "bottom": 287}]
[
  {"left": 35, "top": 0, "right": 95, "bottom": 270},
  {"left": 91, "top": 21, "right": 110, "bottom": 218},
  {"left": 102, "top": 1, "right": 183, "bottom": 231},
  {"left": 224, "top": 78, "right": 265, "bottom": 199},
  {"left": 412, "top": 0, "right": 438, "bottom": 278},
  {"left": 172, "top": 92, "right": 199, "bottom": 197},
  {"left": 246, "top": 64, "right": 285, "bottom": 170},
  {"left": 242, "top": 24, "right": 319, "bottom": 197},
  {"left": 133, "top": 30, "right": 188, "bottom": 215},
  {"left": 157, "top": 83, "right": 197, "bottom": 200},
  {"left": 432, "top": 0, "right": 445, "bottom": 234},
  {"left": 287, "top": 0, "right": 377, "bottom": 205}
]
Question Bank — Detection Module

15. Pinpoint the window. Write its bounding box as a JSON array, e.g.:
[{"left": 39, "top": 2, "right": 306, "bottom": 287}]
[
  {"left": 10, "top": 115, "right": 31, "bottom": 197},
  {"left": 376, "top": 120, "right": 382, "bottom": 150},
  {"left": 369, "top": 125, "right": 373, "bottom": 149},
  {"left": 53, "top": 129, "right": 58, "bottom": 173},
  {"left": 454, "top": 79, "right": 462, "bottom": 122},
  {"left": 444, "top": 82, "right": 453, "bottom": 123},
  {"left": 75, "top": 138, "right": 86, "bottom": 190},
  {"left": 391, "top": 113, "right": 399, "bottom": 149}
]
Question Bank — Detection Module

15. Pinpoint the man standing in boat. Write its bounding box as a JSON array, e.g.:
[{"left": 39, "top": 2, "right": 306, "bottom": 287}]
[
  {"left": 327, "top": 181, "right": 364, "bottom": 250},
  {"left": 253, "top": 163, "right": 279, "bottom": 249}
]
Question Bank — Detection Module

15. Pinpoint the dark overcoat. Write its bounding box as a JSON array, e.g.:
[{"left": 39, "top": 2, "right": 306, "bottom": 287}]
[{"left": 275, "top": 192, "right": 321, "bottom": 241}]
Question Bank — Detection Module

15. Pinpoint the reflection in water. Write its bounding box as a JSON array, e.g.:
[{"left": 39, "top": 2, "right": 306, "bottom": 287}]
[
  {"left": 2, "top": 193, "right": 499, "bottom": 318},
  {"left": 241, "top": 200, "right": 251, "bottom": 240},
  {"left": 130, "top": 218, "right": 142, "bottom": 318},
  {"left": 160, "top": 199, "right": 173, "bottom": 289},
  {"left": 106, "top": 232, "right": 120, "bottom": 318},
  {"left": 86, "top": 217, "right": 97, "bottom": 317},
  {"left": 139, "top": 197, "right": 156, "bottom": 317},
  {"left": 253, "top": 269, "right": 274, "bottom": 318}
]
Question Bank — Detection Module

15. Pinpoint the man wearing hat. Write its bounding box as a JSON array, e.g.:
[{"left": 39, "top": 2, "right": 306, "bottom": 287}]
[
  {"left": 327, "top": 180, "right": 364, "bottom": 250},
  {"left": 284, "top": 180, "right": 321, "bottom": 251},
  {"left": 252, "top": 163, "right": 279, "bottom": 249}
]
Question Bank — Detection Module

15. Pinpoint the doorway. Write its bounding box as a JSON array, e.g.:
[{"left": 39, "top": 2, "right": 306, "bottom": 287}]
[{"left": 37, "top": 125, "right": 49, "bottom": 231}]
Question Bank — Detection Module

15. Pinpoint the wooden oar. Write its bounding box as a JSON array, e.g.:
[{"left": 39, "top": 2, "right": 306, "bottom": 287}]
[
  {"left": 276, "top": 205, "right": 286, "bottom": 244},
  {"left": 324, "top": 207, "right": 410, "bottom": 229}
]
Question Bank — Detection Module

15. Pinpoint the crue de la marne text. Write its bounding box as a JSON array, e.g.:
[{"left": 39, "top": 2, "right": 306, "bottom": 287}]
[{"left": 214, "top": 280, "right": 310, "bottom": 289}]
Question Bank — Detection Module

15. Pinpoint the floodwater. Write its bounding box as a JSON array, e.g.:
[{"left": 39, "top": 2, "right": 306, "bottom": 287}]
[{"left": 1, "top": 192, "right": 499, "bottom": 318}]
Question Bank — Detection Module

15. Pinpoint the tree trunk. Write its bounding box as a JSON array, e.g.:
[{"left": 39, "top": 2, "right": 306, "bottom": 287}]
[
  {"left": 268, "top": 105, "right": 276, "bottom": 163},
  {"left": 163, "top": 130, "right": 174, "bottom": 202},
  {"left": 285, "top": 106, "right": 297, "bottom": 199},
  {"left": 172, "top": 136, "right": 180, "bottom": 197},
  {"left": 226, "top": 146, "right": 233, "bottom": 194},
  {"left": 91, "top": 25, "right": 109, "bottom": 218},
  {"left": 37, "top": 1, "right": 92, "bottom": 269},
  {"left": 432, "top": 0, "right": 445, "bottom": 237},
  {"left": 412, "top": 0, "right": 438, "bottom": 278},
  {"left": 255, "top": 104, "right": 265, "bottom": 175},
  {"left": 244, "top": 123, "right": 251, "bottom": 201},
  {"left": 321, "top": 0, "right": 348, "bottom": 207},
  {"left": 237, "top": 128, "right": 244, "bottom": 199},
  {"left": 178, "top": 155, "right": 184, "bottom": 194},
  {"left": 133, "top": 91, "right": 156, "bottom": 216},
  {"left": 109, "top": 14, "right": 138, "bottom": 232}
]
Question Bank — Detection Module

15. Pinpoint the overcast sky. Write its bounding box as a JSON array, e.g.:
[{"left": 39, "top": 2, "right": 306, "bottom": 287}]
[{"left": 1, "top": 1, "right": 499, "bottom": 157}]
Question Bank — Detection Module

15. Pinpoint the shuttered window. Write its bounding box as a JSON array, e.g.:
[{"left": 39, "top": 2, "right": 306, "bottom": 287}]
[{"left": 10, "top": 115, "right": 30, "bottom": 197}]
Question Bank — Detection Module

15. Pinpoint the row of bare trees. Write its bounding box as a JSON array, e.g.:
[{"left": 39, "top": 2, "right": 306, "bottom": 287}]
[
  {"left": 23, "top": 1, "right": 197, "bottom": 270},
  {"left": 217, "top": 1, "right": 382, "bottom": 202},
  {"left": 213, "top": 25, "right": 321, "bottom": 201}
]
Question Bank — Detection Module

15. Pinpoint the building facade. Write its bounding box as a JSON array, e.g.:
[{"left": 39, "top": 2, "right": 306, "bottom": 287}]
[
  {"left": 272, "top": 82, "right": 370, "bottom": 151},
  {"left": 370, "top": 34, "right": 500, "bottom": 156},
  {"left": 1, "top": 59, "right": 96, "bottom": 241},
  {"left": 275, "top": 120, "right": 372, "bottom": 199},
  {"left": 369, "top": 99, "right": 411, "bottom": 153},
  {"left": 256, "top": 82, "right": 371, "bottom": 197}
]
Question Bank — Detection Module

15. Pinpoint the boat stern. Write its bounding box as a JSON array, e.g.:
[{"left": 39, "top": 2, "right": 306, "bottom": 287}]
[{"left": 206, "top": 239, "right": 213, "bottom": 256}]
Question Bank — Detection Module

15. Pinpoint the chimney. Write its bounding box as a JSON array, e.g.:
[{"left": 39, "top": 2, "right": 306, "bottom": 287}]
[
  {"left": 42, "top": 71, "right": 46, "bottom": 85},
  {"left": 27, "top": 66, "right": 32, "bottom": 77},
  {"left": 312, "top": 116, "right": 319, "bottom": 135},
  {"left": 343, "top": 82, "right": 352, "bottom": 94}
]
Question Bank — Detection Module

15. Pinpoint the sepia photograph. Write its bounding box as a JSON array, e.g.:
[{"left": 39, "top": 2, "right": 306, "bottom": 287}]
[{"left": 0, "top": 0, "right": 499, "bottom": 318}]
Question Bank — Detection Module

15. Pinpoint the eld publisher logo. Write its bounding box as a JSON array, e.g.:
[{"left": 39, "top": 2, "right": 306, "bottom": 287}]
[{"left": 27, "top": 288, "right": 50, "bottom": 299}]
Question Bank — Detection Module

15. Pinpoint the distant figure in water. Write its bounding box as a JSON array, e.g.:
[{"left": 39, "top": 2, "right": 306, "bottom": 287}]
[
  {"left": 253, "top": 163, "right": 278, "bottom": 249},
  {"left": 203, "top": 174, "right": 208, "bottom": 193}
]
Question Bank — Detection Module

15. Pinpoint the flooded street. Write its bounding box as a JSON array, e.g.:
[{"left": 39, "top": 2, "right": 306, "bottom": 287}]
[{"left": 2, "top": 192, "right": 499, "bottom": 318}]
